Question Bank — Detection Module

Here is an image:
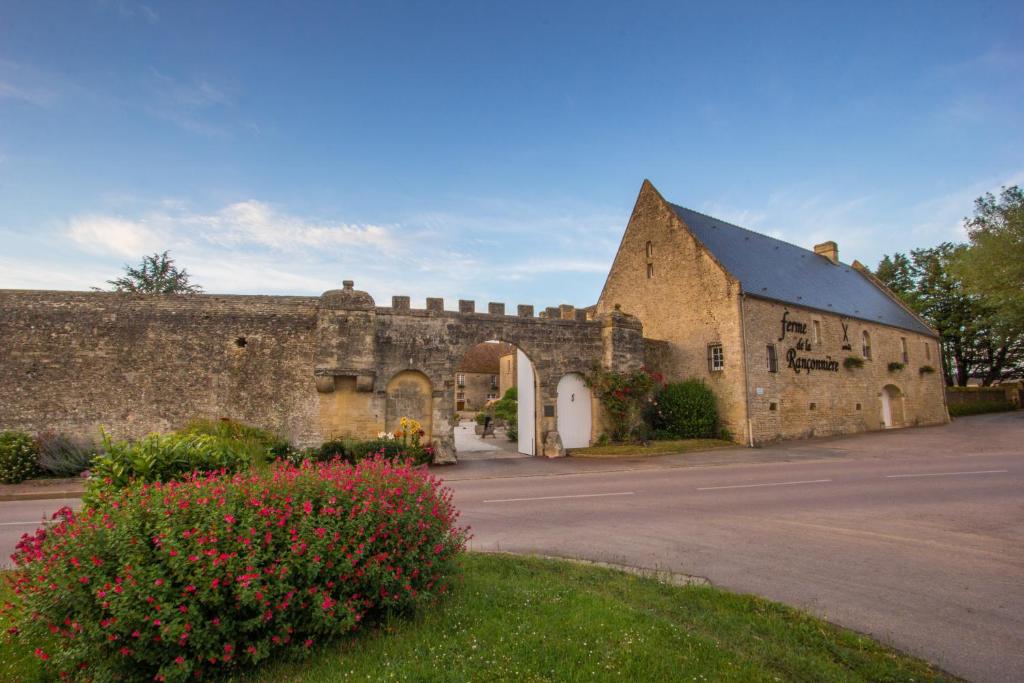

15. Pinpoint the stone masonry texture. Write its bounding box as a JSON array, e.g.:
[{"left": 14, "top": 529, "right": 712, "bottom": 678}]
[{"left": 0, "top": 285, "right": 645, "bottom": 463}]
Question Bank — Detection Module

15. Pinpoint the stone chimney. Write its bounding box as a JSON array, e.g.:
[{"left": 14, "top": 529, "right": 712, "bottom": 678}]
[{"left": 814, "top": 241, "right": 839, "bottom": 264}]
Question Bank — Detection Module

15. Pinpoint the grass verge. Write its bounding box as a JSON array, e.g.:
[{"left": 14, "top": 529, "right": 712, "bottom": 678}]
[
  {"left": 2, "top": 553, "right": 954, "bottom": 682},
  {"left": 569, "top": 438, "right": 734, "bottom": 458}
]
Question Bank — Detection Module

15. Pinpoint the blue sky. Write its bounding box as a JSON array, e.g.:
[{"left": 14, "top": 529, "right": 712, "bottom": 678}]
[{"left": 1, "top": 1, "right": 1022, "bottom": 309}]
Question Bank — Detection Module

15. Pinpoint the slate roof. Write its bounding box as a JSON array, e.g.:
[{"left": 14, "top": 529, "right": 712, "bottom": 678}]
[{"left": 669, "top": 204, "right": 934, "bottom": 336}]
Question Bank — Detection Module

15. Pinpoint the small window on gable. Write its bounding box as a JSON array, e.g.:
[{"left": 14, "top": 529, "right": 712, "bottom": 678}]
[
  {"left": 708, "top": 343, "right": 724, "bottom": 372},
  {"left": 645, "top": 240, "right": 653, "bottom": 258},
  {"left": 646, "top": 263, "right": 654, "bottom": 279},
  {"left": 766, "top": 344, "right": 778, "bottom": 373},
  {"left": 862, "top": 330, "right": 872, "bottom": 359},
  {"left": 812, "top": 320, "right": 821, "bottom": 344},
  {"left": 901, "top": 337, "right": 909, "bottom": 363},
  {"left": 925, "top": 342, "right": 931, "bottom": 361}
]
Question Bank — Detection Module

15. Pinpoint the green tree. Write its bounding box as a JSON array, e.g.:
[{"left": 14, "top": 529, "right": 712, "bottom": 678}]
[
  {"left": 97, "top": 251, "right": 203, "bottom": 294},
  {"left": 954, "top": 186, "right": 1024, "bottom": 333},
  {"left": 876, "top": 243, "right": 1022, "bottom": 386}
]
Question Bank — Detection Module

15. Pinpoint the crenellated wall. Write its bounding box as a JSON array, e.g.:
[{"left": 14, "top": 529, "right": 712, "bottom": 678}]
[{"left": 0, "top": 283, "right": 646, "bottom": 462}]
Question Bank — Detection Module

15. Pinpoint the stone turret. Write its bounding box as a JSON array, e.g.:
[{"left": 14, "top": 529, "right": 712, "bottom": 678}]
[{"left": 315, "top": 281, "right": 377, "bottom": 393}]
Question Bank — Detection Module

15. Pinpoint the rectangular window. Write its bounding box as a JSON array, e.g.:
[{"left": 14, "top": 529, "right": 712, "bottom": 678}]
[
  {"left": 766, "top": 344, "right": 778, "bottom": 373},
  {"left": 456, "top": 373, "right": 465, "bottom": 386},
  {"left": 708, "top": 343, "right": 724, "bottom": 372},
  {"left": 456, "top": 391, "right": 465, "bottom": 400},
  {"left": 490, "top": 375, "right": 498, "bottom": 388},
  {"left": 925, "top": 342, "right": 931, "bottom": 361},
  {"left": 646, "top": 263, "right": 654, "bottom": 279},
  {"left": 901, "top": 337, "right": 909, "bottom": 363},
  {"left": 812, "top": 320, "right": 821, "bottom": 344},
  {"left": 486, "top": 393, "right": 497, "bottom": 400}
]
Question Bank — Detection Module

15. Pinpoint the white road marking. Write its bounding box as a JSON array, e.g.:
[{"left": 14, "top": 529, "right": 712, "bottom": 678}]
[
  {"left": 698, "top": 479, "right": 832, "bottom": 491},
  {"left": 483, "top": 491, "right": 635, "bottom": 503},
  {"left": 885, "top": 469, "right": 1009, "bottom": 479}
]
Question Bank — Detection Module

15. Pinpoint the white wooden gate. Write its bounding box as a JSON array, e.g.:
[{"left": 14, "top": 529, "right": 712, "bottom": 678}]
[
  {"left": 516, "top": 348, "right": 536, "bottom": 455},
  {"left": 557, "top": 373, "right": 592, "bottom": 449}
]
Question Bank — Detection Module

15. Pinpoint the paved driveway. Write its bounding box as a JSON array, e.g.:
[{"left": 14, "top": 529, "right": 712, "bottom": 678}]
[{"left": 446, "top": 412, "right": 1024, "bottom": 683}]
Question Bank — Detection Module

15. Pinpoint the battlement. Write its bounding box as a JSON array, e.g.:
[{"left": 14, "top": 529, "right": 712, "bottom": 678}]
[{"left": 316, "top": 281, "right": 601, "bottom": 326}]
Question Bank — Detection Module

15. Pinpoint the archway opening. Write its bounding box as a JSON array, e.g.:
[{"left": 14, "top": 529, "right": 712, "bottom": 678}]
[{"left": 453, "top": 340, "right": 537, "bottom": 460}]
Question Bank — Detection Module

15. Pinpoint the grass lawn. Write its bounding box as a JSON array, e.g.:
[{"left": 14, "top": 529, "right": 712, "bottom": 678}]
[
  {"left": 2, "top": 553, "right": 953, "bottom": 682},
  {"left": 569, "top": 438, "right": 735, "bottom": 458}
]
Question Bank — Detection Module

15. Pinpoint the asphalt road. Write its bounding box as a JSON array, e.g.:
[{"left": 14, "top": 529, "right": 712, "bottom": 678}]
[
  {"left": 447, "top": 412, "right": 1024, "bottom": 683},
  {"left": 0, "top": 413, "right": 1020, "bottom": 681}
]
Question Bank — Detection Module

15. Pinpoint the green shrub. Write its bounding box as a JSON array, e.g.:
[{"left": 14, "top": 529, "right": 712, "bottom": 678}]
[
  {"left": 474, "top": 412, "right": 487, "bottom": 426},
  {"left": 7, "top": 457, "right": 468, "bottom": 681},
  {"left": 888, "top": 362, "right": 905, "bottom": 372},
  {"left": 491, "top": 388, "right": 519, "bottom": 442},
  {"left": 35, "top": 431, "right": 97, "bottom": 477},
  {"left": 650, "top": 381, "right": 718, "bottom": 439},
  {"left": 347, "top": 437, "right": 432, "bottom": 466},
  {"left": 88, "top": 431, "right": 253, "bottom": 495},
  {"left": 183, "top": 418, "right": 290, "bottom": 459},
  {"left": 948, "top": 400, "right": 1014, "bottom": 417},
  {"left": 919, "top": 365, "right": 936, "bottom": 375},
  {"left": 0, "top": 431, "right": 42, "bottom": 484},
  {"left": 843, "top": 356, "right": 865, "bottom": 369}
]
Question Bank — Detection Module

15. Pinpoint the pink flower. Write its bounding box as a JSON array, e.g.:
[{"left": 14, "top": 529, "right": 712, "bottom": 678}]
[
  {"left": 34, "top": 648, "right": 49, "bottom": 661},
  {"left": 224, "top": 514, "right": 236, "bottom": 524}
]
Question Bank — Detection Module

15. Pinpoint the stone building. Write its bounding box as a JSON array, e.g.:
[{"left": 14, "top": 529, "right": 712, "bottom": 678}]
[
  {"left": 455, "top": 341, "right": 512, "bottom": 411},
  {"left": 0, "top": 179, "right": 949, "bottom": 461},
  {"left": 597, "top": 180, "right": 949, "bottom": 445}
]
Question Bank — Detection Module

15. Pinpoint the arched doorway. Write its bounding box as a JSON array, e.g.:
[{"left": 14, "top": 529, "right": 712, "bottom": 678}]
[
  {"left": 880, "top": 384, "right": 904, "bottom": 428},
  {"left": 385, "top": 370, "right": 433, "bottom": 440},
  {"left": 556, "top": 372, "right": 592, "bottom": 449}
]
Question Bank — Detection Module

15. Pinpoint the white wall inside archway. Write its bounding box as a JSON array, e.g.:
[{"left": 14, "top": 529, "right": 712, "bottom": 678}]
[{"left": 557, "top": 373, "right": 592, "bottom": 449}]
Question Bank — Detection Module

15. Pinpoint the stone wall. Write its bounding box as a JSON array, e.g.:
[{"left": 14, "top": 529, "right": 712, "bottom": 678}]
[
  {"left": 596, "top": 181, "right": 749, "bottom": 442},
  {"left": 742, "top": 296, "right": 949, "bottom": 444},
  {"left": 0, "top": 284, "right": 646, "bottom": 462},
  {"left": 0, "top": 290, "right": 322, "bottom": 444}
]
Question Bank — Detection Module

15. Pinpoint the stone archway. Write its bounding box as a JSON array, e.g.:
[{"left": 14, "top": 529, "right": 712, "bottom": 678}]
[
  {"left": 385, "top": 370, "right": 433, "bottom": 440},
  {"left": 880, "top": 384, "right": 905, "bottom": 428}
]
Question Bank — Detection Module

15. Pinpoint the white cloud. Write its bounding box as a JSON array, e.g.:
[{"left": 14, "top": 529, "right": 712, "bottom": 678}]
[
  {"left": 67, "top": 215, "right": 163, "bottom": 257},
  {"left": 208, "top": 201, "right": 395, "bottom": 251}
]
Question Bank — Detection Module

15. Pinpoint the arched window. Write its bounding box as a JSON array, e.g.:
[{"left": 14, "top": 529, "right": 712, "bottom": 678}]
[
  {"left": 861, "top": 330, "right": 872, "bottom": 359},
  {"left": 645, "top": 241, "right": 653, "bottom": 258}
]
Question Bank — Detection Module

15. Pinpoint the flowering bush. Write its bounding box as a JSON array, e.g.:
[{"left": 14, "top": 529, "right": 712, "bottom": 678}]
[
  {"left": 586, "top": 367, "right": 664, "bottom": 442},
  {"left": 7, "top": 457, "right": 468, "bottom": 681},
  {"left": 0, "top": 430, "right": 43, "bottom": 484},
  {"left": 35, "top": 431, "right": 97, "bottom": 477}
]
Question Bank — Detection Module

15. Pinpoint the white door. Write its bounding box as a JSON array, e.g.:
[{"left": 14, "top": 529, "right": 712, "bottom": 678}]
[
  {"left": 880, "top": 388, "right": 892, "bottom": 428},
  {"left": 557, "top": 373, "right": 592, "bottom": 449},
  {"left": 516, "top": 348, "right": 535, "bottom": 455}
]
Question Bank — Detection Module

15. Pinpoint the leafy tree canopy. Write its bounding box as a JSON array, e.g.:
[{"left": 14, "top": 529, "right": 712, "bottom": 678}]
[
  {"left": 96, "top": 251, "right": 203, "bottom": 294},
  {"left": 953, "top": 185, "right": 1024, "bottom": 334}
]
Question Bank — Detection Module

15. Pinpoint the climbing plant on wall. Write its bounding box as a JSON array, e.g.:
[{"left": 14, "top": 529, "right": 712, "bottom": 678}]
[{"left": 585, "top": 367, "right": 663, "bottom": 442}]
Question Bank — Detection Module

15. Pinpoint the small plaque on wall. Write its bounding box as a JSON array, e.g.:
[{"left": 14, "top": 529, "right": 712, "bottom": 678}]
[{"left": 543, "top": 405, "right": 555, "bottom": 417}]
